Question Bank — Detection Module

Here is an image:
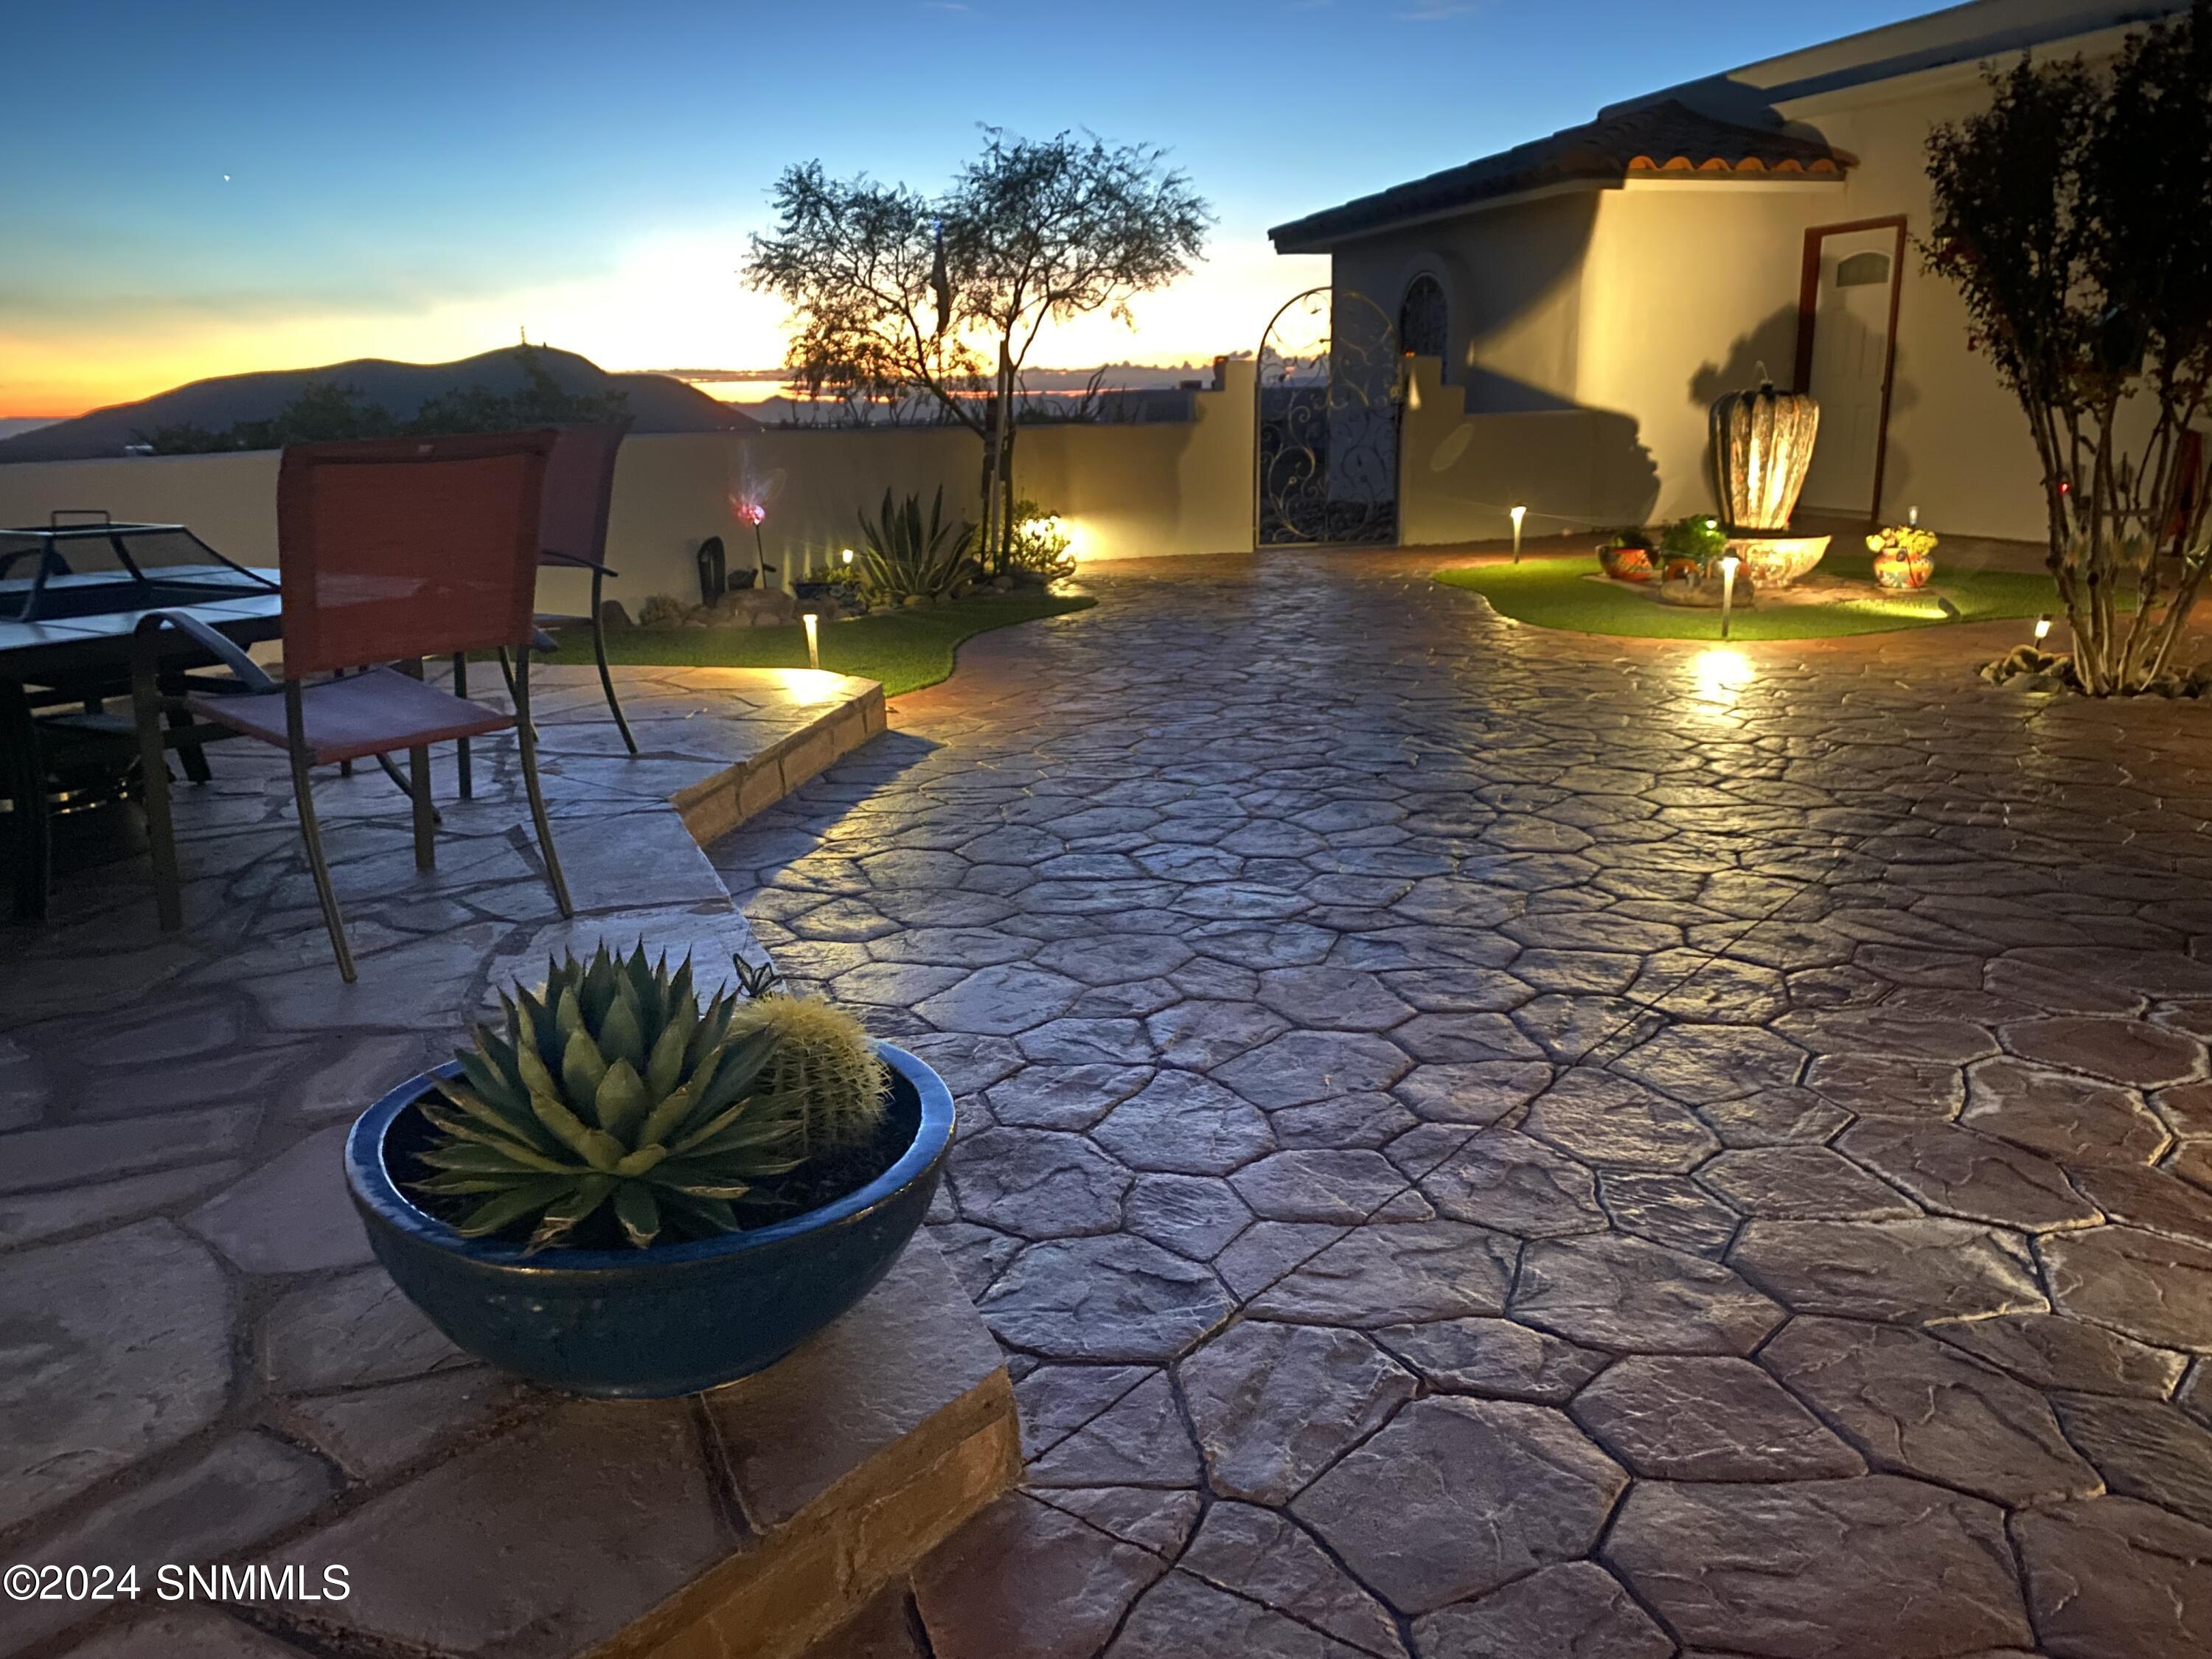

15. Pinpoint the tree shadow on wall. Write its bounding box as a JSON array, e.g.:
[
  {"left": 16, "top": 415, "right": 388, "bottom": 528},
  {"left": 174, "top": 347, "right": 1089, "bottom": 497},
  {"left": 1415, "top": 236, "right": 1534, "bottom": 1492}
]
[{"left": 1416, "top": 361, "right": 1660, "bottom": 529}]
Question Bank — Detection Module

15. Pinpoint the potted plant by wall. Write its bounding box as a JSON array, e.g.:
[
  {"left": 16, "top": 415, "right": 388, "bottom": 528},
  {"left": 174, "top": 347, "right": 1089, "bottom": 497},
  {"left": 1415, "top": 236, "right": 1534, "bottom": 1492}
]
[
  {"left": 344, "top": 945, "right": 953, "bottom": 1399},
  {"left": 1867, "top": 522, "right": 1938, "bottom": 589},
  {"left": 1598, "top": 527, "right": 1655, "bottom": 582},
  {"left": 1658, "top": 514, "right": 1727, "bottom": 582}
]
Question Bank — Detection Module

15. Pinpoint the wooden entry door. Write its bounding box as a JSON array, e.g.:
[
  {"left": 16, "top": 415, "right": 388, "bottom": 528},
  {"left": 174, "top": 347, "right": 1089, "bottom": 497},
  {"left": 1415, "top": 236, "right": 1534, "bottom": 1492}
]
[{"left": 1793, "top": 218, "right": 1905, "bottom": 520}]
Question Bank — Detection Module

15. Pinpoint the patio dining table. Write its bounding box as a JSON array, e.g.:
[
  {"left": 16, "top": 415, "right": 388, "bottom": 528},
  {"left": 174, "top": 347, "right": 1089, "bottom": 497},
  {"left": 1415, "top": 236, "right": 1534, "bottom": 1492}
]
[{"left": 0, "top": 521, "right": 282, "bottom": 920}]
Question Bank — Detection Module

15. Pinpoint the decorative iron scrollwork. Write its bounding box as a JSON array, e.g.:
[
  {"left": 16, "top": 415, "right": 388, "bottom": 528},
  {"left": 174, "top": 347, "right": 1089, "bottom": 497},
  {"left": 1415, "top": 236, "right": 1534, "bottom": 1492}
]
[{"left": 1256, "top": 287, "right": 1402, "bottom": 547}]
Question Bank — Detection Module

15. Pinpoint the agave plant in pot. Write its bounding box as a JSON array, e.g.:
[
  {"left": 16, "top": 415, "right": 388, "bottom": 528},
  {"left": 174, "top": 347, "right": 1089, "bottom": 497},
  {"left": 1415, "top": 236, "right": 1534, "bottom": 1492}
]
[{"left": 344, "top": 945, "right": 953, "bottom": 1399}]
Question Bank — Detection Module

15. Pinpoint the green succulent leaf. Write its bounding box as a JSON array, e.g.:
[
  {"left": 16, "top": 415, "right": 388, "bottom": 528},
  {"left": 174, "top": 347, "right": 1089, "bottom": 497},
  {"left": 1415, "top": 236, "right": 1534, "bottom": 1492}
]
[
  {"left": 412, "top": 941, "right": 868, "bottom": 1252},
  {"left": 456, "top": 1178, "right": 581, "bottom": 1238},
  {"left": 599, "top": 989, "right": 647, "bottom": 1071},
  {"left": 526, "top": 1175, "right": 616, "bottom": 1252},
  {"left": 456, "top": 1032, "right": 527, "bottom": 1115},
  {"left": 416, "top": 1105, "right": 572, "bottom": 1171},
  {"left": 560, "top": 1028, "right": 610, "bottom": 1114},
  {"left": 645, "top": 1012, "right": 692, "bottom": 1103},
  {"left": 657, "top": 1189, "right": 742, "bottom": 1233},
  {"left": 528, "top": 1088, "right": 605, "bottom": 1161},
  {"left": 614, "top": 1180, "right": 662, "bottom": 1248},
  {"left": 513, "top": 1016, "right": 560, "bottom": 1103},
  {"left": 434, "top": 1080, "right": 559, "bottom": 1154},
  {"left": 613, "top": 1144, "right": 670, "bottom": 1178},
  {"left": 593, "top": 1059, "right": 651, "bottom": 1144}
]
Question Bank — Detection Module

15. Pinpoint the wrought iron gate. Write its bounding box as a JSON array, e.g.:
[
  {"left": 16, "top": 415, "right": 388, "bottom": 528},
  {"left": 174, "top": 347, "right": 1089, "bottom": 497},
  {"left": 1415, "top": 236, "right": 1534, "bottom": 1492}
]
[{"left": 1255, "top": 286, "right": 1402, "bottom": 547}]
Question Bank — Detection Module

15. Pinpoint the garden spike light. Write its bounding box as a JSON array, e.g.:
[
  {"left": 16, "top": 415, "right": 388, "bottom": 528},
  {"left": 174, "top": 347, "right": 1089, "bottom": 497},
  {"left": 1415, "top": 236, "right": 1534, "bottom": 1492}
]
[
  {"left": 802, "top": 612, "right": 821, "bottom": 671},
  {"left": 1510, "top": 504, "right": 1526, "bottom": 563},
  {"left": 1719, "top": 554, "right": 1741, "bottom": 641}
]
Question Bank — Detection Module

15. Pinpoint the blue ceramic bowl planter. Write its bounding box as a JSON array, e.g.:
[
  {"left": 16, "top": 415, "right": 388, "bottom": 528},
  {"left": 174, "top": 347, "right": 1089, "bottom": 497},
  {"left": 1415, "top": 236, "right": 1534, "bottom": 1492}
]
[{"left": 344, "top": 1041, "right": 953, "bottom": 1399}]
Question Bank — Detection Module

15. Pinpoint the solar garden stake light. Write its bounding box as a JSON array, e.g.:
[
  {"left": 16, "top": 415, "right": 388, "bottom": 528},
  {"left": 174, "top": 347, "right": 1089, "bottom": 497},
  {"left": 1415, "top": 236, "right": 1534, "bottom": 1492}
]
[
  {"left": 1719, "top": 553, "right": 1742, "bottom": 641},
  {"left": 1908, "top": 504, "right": 1920, "bottom": 528},
  {"left": 1510, "top": 504, "right": 1526, "bottom": 563},
  {"left": 2034, "top": 613, "right": 2053, "bottom": 644},
  {"left": 841, "top": 547, "right": 855, "bottom": 568},
  {"left": 802, "top": 612, "right": 820, "bottom": 671}
]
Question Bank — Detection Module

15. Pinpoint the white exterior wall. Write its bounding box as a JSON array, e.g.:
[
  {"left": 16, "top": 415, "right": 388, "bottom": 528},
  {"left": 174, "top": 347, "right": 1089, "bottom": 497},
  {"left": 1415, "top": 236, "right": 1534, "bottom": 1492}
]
[
  {"left": 1375, "top": 16, "right": 2154, "bottom": 548},
  {"left": 0, "top": 360, "right": 1261, "bottom": 608}
]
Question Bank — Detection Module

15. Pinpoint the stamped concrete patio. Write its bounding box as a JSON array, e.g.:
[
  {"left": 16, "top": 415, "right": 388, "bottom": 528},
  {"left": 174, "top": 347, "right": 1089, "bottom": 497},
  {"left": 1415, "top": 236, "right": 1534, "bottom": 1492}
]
[
  {"left": 705, "top": 552, "right": 2212, "bottom": 1659},
  {"left": 6, "top": 550, "right": 2212, "bottom": 1658}
]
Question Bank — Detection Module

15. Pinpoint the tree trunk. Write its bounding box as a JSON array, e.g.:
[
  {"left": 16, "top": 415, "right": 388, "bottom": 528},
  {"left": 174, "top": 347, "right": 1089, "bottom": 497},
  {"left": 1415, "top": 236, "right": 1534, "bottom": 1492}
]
[{"left": 1001, "top": 421, "right": 1020, "bottom": 577}]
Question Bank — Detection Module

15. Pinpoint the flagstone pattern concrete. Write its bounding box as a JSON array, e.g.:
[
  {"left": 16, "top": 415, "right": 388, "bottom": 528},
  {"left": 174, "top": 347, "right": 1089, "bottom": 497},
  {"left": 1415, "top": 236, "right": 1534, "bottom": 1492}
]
[
  {"left": 0, "top": 665, "right": 1033, "bottom": 1659},
  {"left": 718, "top": 553, "right": 2212, "bottom": 1659}
]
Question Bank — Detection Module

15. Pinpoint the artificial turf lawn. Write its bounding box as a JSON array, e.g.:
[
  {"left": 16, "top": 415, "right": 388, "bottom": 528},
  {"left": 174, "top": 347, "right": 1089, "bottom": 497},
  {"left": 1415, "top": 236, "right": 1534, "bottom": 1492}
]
[
  {"left": 1436, "top": 552, "right": 2068, "bottom": 641},
  {"left": 548, "top": 592, "right": 1096, "bottom": 697}
]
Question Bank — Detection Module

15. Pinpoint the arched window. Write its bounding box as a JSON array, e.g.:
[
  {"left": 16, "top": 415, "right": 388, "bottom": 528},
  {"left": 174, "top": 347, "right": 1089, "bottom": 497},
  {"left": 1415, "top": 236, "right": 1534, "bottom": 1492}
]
[
  {"left": 1836, "top": 250, "right": 1892, "bottom": 288},
  {"left": 1399, "top": 274, "right": 1448, "bottom": 358}
]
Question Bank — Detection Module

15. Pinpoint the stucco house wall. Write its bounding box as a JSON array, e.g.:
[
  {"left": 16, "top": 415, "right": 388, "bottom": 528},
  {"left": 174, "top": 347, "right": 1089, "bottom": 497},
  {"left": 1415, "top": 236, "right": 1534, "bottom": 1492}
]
[{"left": 1340, "top": 3, "right": 2172, "bottom": 548}]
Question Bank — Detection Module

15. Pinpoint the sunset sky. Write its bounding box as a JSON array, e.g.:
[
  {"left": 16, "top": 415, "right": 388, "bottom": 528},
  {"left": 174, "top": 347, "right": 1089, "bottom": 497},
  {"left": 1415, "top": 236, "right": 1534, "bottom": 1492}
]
[{"left": 7, "top": 0, "right": 1934, "bottom": 419}]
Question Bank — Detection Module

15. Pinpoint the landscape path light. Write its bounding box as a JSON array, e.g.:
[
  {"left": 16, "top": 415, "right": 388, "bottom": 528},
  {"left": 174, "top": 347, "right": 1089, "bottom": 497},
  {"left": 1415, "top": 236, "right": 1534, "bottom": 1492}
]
[
  {"left": 2034, "top": 613, "right": 2053, "bottom": 645},
  {"left": 1510, "top": 504, "right": 1526, "bottom": 563},
  {"left": 803, "top": 612, "right": 820, "bottom": 671},
  {"left": 1719, "top": 553, "right": 1741, "bottom": 641}
]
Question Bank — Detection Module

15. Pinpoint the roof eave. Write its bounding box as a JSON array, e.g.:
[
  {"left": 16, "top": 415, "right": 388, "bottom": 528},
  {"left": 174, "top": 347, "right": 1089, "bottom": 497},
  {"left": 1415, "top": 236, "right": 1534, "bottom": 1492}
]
[{"left": 1270, "top": 155, "right": 1851, "bottom": 254}]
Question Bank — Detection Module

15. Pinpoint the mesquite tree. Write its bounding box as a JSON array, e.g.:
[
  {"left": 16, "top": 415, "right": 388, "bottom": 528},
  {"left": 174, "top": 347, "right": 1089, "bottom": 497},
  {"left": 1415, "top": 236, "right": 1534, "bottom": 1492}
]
[
  {"left": 745, "top": 132, "right": 1208, "bottom": 574},
  {"left": 744, "top": 164, "right": 986, "bottom": 436},
  {"left": 947, "top": 130, "right": 1209, "bottom": 570},
  {"left": 1924, "top": 2, "right": 2212, "bottom": 695}
]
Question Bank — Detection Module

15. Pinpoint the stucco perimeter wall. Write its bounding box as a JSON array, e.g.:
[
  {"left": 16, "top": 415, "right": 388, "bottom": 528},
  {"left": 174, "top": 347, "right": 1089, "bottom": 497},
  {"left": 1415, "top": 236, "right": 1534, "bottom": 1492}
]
[
  {"left": 1018, "top": 357, "right": 1258, "bottom": 568},
  {"left": 0, "top": 451, "right": 285, "bottom": 563},
  {"left": 0, "top": 363, "right": 1261, "bottom": 612}
]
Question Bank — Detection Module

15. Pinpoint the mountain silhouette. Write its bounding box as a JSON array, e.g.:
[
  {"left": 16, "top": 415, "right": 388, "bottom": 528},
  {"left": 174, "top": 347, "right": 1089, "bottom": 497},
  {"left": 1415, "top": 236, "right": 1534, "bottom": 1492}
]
[{"left": 0, "top": 346, "right": 758, "bottom": 463}]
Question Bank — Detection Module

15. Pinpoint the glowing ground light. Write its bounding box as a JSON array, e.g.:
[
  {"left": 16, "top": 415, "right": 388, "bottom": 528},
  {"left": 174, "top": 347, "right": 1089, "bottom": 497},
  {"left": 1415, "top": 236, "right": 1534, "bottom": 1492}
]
[
  {"left": 2035, "top": 614, "right": 2053, "bottom": 642},
  {"left": 1692, "top": 647, "right": 1756, "bottom": 697},
  {"left": 802, "top": 613, "right": 820, "bottom": 670}
]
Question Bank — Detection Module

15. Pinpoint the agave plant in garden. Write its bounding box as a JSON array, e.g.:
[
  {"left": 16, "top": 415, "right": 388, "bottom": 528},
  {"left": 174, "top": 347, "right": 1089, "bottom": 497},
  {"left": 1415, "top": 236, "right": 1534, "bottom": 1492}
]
[
  {"left": 854, "top": 485, "right": 979, "bottom": 602},
  {"left": 411, "top": 945, "right": 883, "bottom": 1253}
]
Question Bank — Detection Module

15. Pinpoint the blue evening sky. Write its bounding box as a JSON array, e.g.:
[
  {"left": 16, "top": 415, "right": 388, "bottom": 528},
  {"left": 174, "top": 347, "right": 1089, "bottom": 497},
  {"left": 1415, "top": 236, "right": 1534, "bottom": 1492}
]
[{"left": 6, "top": 0, "right": 1935, "bottom": 414}]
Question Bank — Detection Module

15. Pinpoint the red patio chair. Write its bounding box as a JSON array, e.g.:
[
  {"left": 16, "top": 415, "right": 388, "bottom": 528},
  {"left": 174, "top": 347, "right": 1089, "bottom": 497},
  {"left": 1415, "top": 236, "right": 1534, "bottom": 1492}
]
[
  {"left": 129, "top": 430, "right": 573, "bottom": 981},
  {"left": 455, "top": 420, "right": 635, "bottom": 796}
]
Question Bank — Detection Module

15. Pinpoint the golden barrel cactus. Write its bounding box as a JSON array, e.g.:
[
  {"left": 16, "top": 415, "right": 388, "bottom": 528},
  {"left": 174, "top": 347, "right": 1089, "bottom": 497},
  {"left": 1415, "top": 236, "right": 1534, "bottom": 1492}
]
[{"left": 1711, "top": 371, "right": 1820, "bottom": 532}]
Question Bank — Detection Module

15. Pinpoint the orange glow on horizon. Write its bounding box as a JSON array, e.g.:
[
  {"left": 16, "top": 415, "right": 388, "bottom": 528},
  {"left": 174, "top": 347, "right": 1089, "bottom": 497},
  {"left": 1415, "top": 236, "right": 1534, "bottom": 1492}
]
[{"left": 5, "top": 235, "right": 1324, "bottom": 421}]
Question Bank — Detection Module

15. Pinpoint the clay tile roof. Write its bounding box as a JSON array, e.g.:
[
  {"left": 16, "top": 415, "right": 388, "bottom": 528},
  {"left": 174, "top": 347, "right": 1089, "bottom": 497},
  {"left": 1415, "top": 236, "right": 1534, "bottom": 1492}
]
[{"left": 1268, "top": 99, "right": 1851, "bottom": 251}]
